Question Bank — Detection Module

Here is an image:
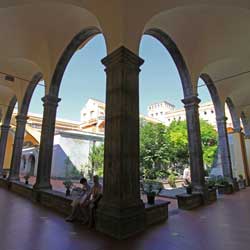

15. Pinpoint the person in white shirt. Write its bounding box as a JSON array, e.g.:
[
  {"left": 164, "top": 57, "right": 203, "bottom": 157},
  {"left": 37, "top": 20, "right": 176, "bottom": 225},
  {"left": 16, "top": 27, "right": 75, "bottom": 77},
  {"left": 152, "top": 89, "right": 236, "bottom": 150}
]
[{"left": 183, "top": 167, "right": 191, "bottom": 185}]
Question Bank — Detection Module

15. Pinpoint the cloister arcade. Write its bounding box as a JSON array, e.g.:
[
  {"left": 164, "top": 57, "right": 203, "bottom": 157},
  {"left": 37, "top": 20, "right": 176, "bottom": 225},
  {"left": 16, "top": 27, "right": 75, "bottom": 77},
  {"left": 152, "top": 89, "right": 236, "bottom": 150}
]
[{"left": 1, "top": 1, "right": 250, "bottom": 241}]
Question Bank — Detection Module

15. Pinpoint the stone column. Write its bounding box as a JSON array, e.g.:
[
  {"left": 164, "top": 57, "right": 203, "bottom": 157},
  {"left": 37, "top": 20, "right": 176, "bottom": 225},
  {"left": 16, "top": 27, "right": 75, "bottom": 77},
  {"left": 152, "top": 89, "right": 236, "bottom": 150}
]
[
  {"left": 0, "top": 125, "right": 11, "bottom": 175},
  {"left": 33, "top": 95, "right": 61, "bottom": 189},
  {"left": 182, "top": 96, "right": 205, "bottom": 191},
  {"left": 216, "top": 116, "right": 233, "bottom": 180},
  {"left": 238, "top": 130, "right": 250, "bottom": 185},
  {"left": 96, "top": 46, "right": 145, "bottom": 239},
  {"left": 8, "top": 114, "right": 28, "bottom": 181}
]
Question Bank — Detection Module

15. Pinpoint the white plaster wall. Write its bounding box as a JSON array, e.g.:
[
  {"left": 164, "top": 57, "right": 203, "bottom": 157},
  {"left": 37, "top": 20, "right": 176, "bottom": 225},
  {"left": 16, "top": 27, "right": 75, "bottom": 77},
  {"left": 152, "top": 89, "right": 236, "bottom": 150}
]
[
  {"left": 244, "top": 138, "right": 250, "bottom": 178},
  {"left": 51, "top": 133, "right": 103, "bottom": 178},
  {"left": 228, "top": 133, "right": 245, "bottom": 179}
]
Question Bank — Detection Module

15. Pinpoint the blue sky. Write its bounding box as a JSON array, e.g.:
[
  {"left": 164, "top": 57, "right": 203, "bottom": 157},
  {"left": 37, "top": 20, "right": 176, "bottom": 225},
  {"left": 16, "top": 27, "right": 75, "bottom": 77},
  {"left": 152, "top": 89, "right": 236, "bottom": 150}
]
[{"left": 29, "top": 34, "right": 211, "bottom": 121}]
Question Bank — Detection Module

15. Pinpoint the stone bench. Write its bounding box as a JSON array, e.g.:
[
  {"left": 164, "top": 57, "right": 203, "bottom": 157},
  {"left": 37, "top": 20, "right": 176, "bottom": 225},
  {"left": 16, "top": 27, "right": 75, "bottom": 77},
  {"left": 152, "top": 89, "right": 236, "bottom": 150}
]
[
  {"left": 176, "top": 192, "right": 203, "bottom": 210},
  {"left": 145, "top": 199, "right": 170, "bottom": 226},
  {"left": 0, "top": 179, "right": 171, "bottom": 228}
]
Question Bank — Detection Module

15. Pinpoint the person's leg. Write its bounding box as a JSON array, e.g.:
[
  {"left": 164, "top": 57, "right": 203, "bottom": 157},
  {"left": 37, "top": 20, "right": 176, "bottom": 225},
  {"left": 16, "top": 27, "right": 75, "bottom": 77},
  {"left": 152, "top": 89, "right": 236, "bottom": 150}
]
[
  {"left": 66, "top": 200, "right": 80, "bottom": 222},
  {"left": 88, "top": 202, "right": 95, "bottom": 228}
]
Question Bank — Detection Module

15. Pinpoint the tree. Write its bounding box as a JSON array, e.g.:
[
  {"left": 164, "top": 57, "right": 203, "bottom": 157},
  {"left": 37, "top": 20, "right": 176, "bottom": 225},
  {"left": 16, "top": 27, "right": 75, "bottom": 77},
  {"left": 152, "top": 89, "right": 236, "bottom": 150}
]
[
  {"left": 140, "top": 121, "right": 170, "bottom": 179},
  {"left": 166, "top": 119, "right": 217, "bottom": 171},
  {"left": 165, "top": 120, "right": 189, "bottom": 170},
  {"left": 200, "top": 119, "right": 218, "bottom": 168},
  {"left": 88, "top": 143, "right": 104, "bottom": 178}
]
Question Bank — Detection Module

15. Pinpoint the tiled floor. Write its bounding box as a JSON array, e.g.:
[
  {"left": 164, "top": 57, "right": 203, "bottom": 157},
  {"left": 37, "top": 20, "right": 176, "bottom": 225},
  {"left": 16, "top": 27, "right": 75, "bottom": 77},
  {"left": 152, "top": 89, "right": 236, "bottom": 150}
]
[{"left": 0, "top": 187, "right": 249, "bottom": 250}]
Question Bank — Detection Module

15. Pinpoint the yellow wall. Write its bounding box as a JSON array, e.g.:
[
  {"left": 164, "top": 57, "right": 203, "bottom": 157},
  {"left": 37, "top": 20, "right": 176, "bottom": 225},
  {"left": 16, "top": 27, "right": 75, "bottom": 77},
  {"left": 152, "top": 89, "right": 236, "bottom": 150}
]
[
  {"left": 24, "top": 133, "right": 39, "bottom": 146},
  {"left": 3, "top": 132, "right": 14, "bottom": 170},
  {"left": 3, "top": 129, "right": 39, "bottom": 170}
]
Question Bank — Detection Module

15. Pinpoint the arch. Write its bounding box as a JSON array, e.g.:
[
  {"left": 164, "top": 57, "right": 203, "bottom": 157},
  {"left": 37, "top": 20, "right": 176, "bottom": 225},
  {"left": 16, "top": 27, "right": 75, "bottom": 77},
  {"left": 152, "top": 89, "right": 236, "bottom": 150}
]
[
  {"left": 28, "top": 154, "right": 36, "bottom": 176},
  {"left": 200, "top": 73, "right": 224, "bottom": 118},
  {"left": 21, "top": 155, "right": 26, "bottom": 170},
  {"left": 20, "top": 72, "right": 43, "bottom": 115},
  {"left": 225, "top": 97, "right": 241, "bottom": 131},
  {"left": 144, "top": 28, "right": 193, "bottom": 98},
  {"left": 241, "top": 111, "right": 250, "bottom": 137},
  {"left": 200, "top": 73, "right": 233, "bottom": 179},
  {"left": 49, "top": 27, "right": 102, "bottom": 96},
  {"left": 3, "top": 96, "right": 17, "bottom": 126}
]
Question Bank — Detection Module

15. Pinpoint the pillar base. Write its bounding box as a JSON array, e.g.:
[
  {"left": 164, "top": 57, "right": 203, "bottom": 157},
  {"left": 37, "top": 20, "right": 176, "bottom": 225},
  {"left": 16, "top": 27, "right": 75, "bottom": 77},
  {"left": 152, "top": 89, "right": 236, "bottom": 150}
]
[
  {"left": 33, "top": 182, "right": 52, "bottom": 190},
  {"left": 96, "top": 202, "right": 146, "bottom": 239},
  {"left": 7, "top": 176, "right": 20, "bottom": 182}
]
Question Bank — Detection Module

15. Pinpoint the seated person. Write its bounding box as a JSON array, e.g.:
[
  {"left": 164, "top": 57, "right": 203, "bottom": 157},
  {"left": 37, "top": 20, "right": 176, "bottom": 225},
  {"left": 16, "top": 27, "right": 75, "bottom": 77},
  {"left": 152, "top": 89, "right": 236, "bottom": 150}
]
[
  {"left": 183, "top": 167, "right": 191, "bottom": 186},
  {"left": 66, "top": 177, "right": 90, "bottom": 222},
  {"left": 66, "top": 175, "right": 103, "bottom": 226}
]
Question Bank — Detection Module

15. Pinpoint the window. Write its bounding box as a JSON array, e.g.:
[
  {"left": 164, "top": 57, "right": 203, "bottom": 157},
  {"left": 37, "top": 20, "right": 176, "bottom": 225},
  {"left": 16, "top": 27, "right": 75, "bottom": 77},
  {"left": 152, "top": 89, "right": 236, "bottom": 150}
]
[
  {"left": 211, "top": 110, "right": 214, "bottom": 114},
  {"left": 204, "top": 111, "right": 207, "bottom": 115},
  {"left": 160, "top": 112, "right": 163, "bottom": 115}
]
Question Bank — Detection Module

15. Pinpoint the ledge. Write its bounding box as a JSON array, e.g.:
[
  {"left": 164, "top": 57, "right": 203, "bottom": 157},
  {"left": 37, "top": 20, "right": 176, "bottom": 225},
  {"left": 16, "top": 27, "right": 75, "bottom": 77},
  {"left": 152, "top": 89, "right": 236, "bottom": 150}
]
[
  {"left": 145, "top": 199, "right": 170, "bottom": 226},
  {"left": 176, "top": 192, "right": 203, "bottom": 210},
  {"left": 0, "top": 181, "right": 171, "bottom": 231}
]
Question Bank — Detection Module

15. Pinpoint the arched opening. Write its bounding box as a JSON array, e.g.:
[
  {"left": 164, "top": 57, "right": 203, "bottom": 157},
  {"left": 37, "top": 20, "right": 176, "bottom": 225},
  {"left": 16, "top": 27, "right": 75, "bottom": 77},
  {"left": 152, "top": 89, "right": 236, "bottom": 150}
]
[
  {"left": 35, "top": 28, "right": 106, "bottom": 192},
  {"left": 28, "top": 154, "right": 36, "bottom": 176},
  {"left": 7, "top": 73, "right": 43, "bottom": 183},
  {"left": 199, "top": 74, "right": 229, "bottom": 179},
  {"left": 139, "top": 28, "right": 204, "bottom": 198},
  {"left": 225, "top": 97, "right": 250, "bottom": 183},
  {"left": 0, "top": 96, "right": 17, "bottom": 177}
]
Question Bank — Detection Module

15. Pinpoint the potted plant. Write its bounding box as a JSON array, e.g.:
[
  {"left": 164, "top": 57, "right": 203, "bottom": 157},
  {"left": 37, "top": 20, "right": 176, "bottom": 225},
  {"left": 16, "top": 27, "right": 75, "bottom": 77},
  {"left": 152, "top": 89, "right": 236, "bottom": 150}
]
[
  {"left": 63, "top": 180, "right": 73, "bottom": 196},
  {"left": 216, "top": 178, "right": 233, "bottom": 194},
  {"left": 2, "top": 170, "right": 7, "bottom": 178},
  {"left": 205, "top": 178, "right": 217, "bottom": 202},
  {"left": 206, "top": 178, "right": 216, "bottom": 190},
  {"left": 186, "top": 183, "right": 193, "bottom": 194},
  {"left": 184, "top": 179, "right": 193, "bottom": 194},
  {"left": 143, "top": 182, "right": 161, "bottom": 205},
  {"left": 238, "top": 174, "right": 246, "bottom": 189},
  {"left": 24, "top": 174, "right": 30, "bottom": 185}
]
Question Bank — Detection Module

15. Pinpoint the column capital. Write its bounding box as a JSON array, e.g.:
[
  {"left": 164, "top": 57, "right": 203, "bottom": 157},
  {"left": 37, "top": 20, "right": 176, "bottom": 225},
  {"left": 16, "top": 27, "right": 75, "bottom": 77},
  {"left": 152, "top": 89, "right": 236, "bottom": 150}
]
[
  {"left": 42, "top": 95, "right": 61, "bottom": 107},
  {"left": 233, "top": 128, "right": 242, "bottom": 133},
  {"left": 102, "top": 46, "right": 144, "bottom": 69},
  {"left": 182, "top": 95, "right": 201, "bottom": 107},
  {"left": 1, "top": 124, "right": 10, "bottom": 132},
  {"left": 15, "top": 114, "right": 29, "bottom": 123},
  {"left": 216, "top": 115, "right": 227, "bottom": 123}
]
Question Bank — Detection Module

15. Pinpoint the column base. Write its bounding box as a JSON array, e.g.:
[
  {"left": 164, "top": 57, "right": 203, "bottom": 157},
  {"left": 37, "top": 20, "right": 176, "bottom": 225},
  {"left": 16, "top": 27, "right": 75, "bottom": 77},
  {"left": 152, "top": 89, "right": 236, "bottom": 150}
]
[
  {"left": 33, "top": 182, "right": 52, "bottom": 190},
  {"left": 7, "top": 176, "right": 20, "bottom": 182},
  {"left": 96, "top": 201, "right": 146, "bottom": 239}
]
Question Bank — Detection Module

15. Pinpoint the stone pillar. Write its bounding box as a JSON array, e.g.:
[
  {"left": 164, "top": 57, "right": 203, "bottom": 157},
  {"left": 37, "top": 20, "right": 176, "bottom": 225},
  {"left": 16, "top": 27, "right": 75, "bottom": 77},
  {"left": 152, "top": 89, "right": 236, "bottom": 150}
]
[
  {"left": 33, "top": 95, "right": 61, "bottom": 189},
  {"left": 0, "top": 125, "right": 11, "bottom": 175},
  {"left": 182, "top": 96, "right": 205, "bottom": 191},
  {"left": 244, "top": 135, "right": 250, "bottom": 184},
  {"left": 216, "top": 116, "right": 233, "bottom": 181},
  {"left": 96, "top": 46, "right": 145, "bottom": 239},
  {"left": 8, "top": 114, "right": 29, "bottom": 181}
]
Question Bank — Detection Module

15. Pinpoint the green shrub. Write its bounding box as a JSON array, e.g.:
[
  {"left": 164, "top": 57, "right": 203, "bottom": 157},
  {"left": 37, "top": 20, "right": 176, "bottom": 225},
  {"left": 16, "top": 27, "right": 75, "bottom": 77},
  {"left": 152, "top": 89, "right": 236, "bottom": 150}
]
[{"left": 167, "top": 174, "right": 177, "bottom": 188}]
